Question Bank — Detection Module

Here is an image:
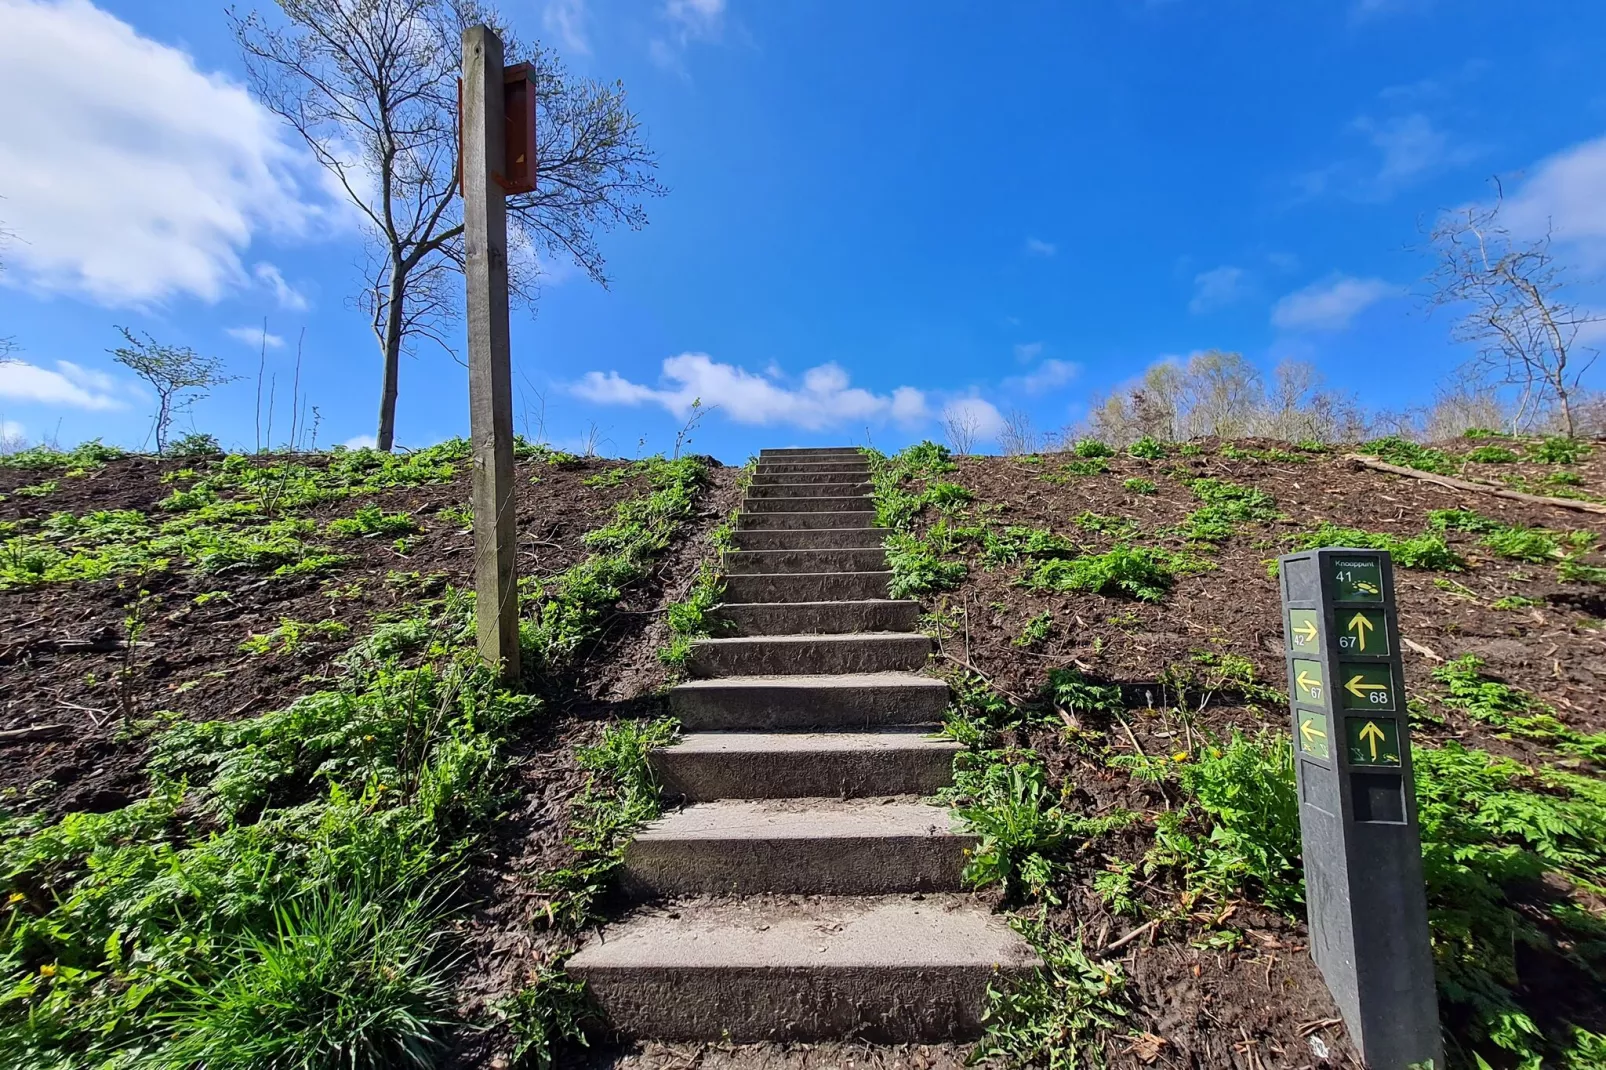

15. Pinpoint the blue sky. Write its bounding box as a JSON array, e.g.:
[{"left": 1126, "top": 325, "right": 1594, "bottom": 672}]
[{"left": 2, "top": 0, "right": 1605, "bottom": 464}]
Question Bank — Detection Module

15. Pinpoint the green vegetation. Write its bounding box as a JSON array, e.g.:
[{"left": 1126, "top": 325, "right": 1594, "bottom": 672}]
[
  {"left": 1072, "top": 439, "right": 1116, "bottom": 459},
  {"left": 239, "top": 617, "right": 352, "bottom": 656},
  {"left": 868, "top": 443, "right": 975, "bottom": 598},
  {"left": 982, "top": 525, "right": 1075, "bottom": 567},
  {"left": 1023, "top": 546, "right": 1176, "bottom": 603},
  {"left": 886, "top": 531, "right": 969, "bottom": 598},
  {"left": 972, "top": 918, "right": 1128, "bottom": 1070},
  {"left": 1114, "top": 731, "right": 1303, "bottom": 914},
  {"left": 1128, "top": 436, "right": 1166, "bottom": 460},
  {"left": 658, "top": 512, "right": 736, "bottom": 669},
  {"left": 1363, "top": 435, "right": 1461, "bottom": 475},
  {"left": 1043, "top": 457, "right": 1109, "bottom": 480},
  {"left": 1286, "top": 522, "right": 1465, "bottom": 571},
  {"left": 1013, "top": 611, "right": 1054, "bottom": 647},
  {"left": 0, "top": 458, "right": 709, "bottom": 1066},
  {"left": 1434, "top": 655, "right": 1606, "bottom": 765},
  {"left": 327, "top": 506, "right": 420, "bottom": 539},
  {"left": 0, "top": 440, "right": 124, "bottom": 471},
  {"left": 1465, "top": 445, "right": 1520, "bottom": 464},
  {"left": 1430, "top": 508, "right": 1597, "bottom": 566},
  {"left": 1122, "top": 477, "right": 1157, "bottom": 495},
  {"left": 1527, "top": 437, "right": 1590, "bottom": 465},
  {"left": 1179, "top": 478, "right": 1280, "bottom": 544},
  {"left": 12, "top": 480, "right": 58, "bottom": 498}
]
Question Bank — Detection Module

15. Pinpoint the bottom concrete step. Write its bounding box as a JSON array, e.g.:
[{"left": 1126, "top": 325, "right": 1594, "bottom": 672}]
[
  {"left": 569, "top": 895, "right": 1041, "bottom": 1042},
  {"left": 623, "top": 798, "right": 970, "bottom": 896},
  {"left": 653, "top": 730, "right": 961, "bottom": 801}
]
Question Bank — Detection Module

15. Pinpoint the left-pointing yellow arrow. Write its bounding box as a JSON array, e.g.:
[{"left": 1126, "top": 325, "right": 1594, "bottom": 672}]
[
  {"left": 1297, "top": 669, "right": 1321, "bottom": 696},
  {"left": 1345, "top": 675, "right": 1389, "bottom": 699},
  {"left": 1300, "top": 718, "right": 1326, "bottom": 744}
]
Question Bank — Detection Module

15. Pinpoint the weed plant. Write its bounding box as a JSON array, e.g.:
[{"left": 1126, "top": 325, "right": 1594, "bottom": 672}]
[
  {"left": 1023, "top": 546, "right": 1176, "bottom": 602},
  {"left": 1179, "top": 478, "right": 1281, "bottom": 544},
  {"left": 1433, "top": 655, "right": 1606, "bottom": 765},
  {"left": 1286, "top": 522, "right": 1465, "bottom": 571}
]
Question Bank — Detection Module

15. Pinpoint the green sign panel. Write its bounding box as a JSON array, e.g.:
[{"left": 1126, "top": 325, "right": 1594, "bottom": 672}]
[
  {"left": 1288, "top": 609, "right": 1321, "bottom": 654},
  {"left": 1331, "top": 555, "right": 1384, "bottom": 603},
  {"left": 1298, "top": 711, "right": 1330, "bottom": 759},
  {"left": 1292, "top": 659, "right": 1326, "bottom": 705},
  {"left": 1337, "top": 608, "right": 1389, "bottom": 656},
  {"left": 1340, "top": 662, "right": 1397, "bottom": 711},
  {"left": 1346, "top": 716, "right": 1402, "bottom": 766}
]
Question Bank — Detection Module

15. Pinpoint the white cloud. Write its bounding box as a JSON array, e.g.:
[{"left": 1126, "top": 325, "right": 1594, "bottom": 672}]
[
  {"left": 0, "top": 419, "right": 26, "bottom": 448},
  {"left": 0, "top": 0, "right": 317, "bottom": 307},
  {"left": 1354, "top": 113, "right": 1448, "bottom": 187},
  {"left": 1002, "top": 359, "right": 1080, "bottom": 394},
  {"left": 1502, "top": 134, "right": 1606, "bottom": 268},
  {"left": 571, "top": 353, "right": 930, "bottom": 431},
  {"left": 1272, "top": 275, "right": 1396, "bottom": 331},
  {"left": 940, "top": 397, "right": 1006, "bottom": 441},
  {"left": 665, "top": 0, "right": 724, "bottom": 35},
  {"left": 1013, "top": 341, "right": 1044, "bottom": 362},
  {"left": 543, "top": 0, "right": 591, "bottom": 55},
  {"left": 1189, "top": 265, "right": 1249, "bottom": 314},
  {"left": 1024, "top": 238, "right": 1057, "bottom": 257},
  {"left": 253, "top": 262, "right": 309, "bottom": 311},
  {"left": 343, "top": 434, "right": 378, "bottom": 450},
  {"left": 0, "top": 359, "right": 126, "bottom": 409},
  {"left": 226, "top": 325, "right": 285, "bottom": 349}
]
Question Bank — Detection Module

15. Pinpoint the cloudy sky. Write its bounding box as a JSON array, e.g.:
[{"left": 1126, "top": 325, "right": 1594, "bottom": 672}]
[{"left": 2, "top": 0, "right": 1605, "bottom": 461}]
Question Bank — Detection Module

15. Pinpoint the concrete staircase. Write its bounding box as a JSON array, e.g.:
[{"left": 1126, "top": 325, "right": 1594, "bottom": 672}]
[{"left": 569, "top": 447, "right": 1038, "bottom": 1043}]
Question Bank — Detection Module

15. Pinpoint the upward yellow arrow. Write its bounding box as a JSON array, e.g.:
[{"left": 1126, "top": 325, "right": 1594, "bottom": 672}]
[
  {"left": 1347, "top": 612, "right": 1374, "bottom": 652},
  {"left": 1358, "top": 720, "right": 1387, "bottom": 760}
]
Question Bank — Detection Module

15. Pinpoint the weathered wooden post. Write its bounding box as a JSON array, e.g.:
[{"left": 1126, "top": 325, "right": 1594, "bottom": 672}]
[{"left": 462, "top": 24, "right": 520, "bottom": 681}]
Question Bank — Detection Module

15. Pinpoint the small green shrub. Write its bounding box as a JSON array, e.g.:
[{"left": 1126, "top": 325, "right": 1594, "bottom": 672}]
[
  {"left": 1180, "top": 479, "right": 1280, "bottom": 543},
  {"left": 1023, "top": 546, "right": 1175, "bottom": 602},
  {"left": 1434, "top": 655, "right": 1606, "bottom": 764},
  {"left": 239, "top": 617, "right": 352, "bottom": 657},
  {"left": 170, "top": 432, "right": 223, "bottom": 457},
  {"left": 1013, "top": 611, "right": 1054, "bottom": 648},
  {"left": 1465, "top": 445, "right": 1520, "bottom": 464},
  {"left": 886, "top": 532, "right": 968, "bottom": 598},
  {"left": 1122, "top": 477, "right": 1157, "bottom": 495},
  {"left": 1528, "top": 437, "right": 1590, "bottom": 465},
  {"left": 1288, "top": 523, "right": 1465, "bottom": 571},
  {"left": 1362, "top": 436, "right": 1460, "bottom": 475},
  {"left": 494, "top": 965, "right": 596, "bottom": 1069},
  {"left": 327, "top": 506, "right": 419, "bottom": 539},
  {"left": 972, "top": 918, "right": 1128, "bottom": 1069},
  {"left": 1072, "top": 439, "right": 1115, "bottom": 459},
  {"left": 1128, "top": 437, "right": 1166, "bottom": 460},
  {"left": 981, "top": 526, "right": 1076, "bottom": 567}
]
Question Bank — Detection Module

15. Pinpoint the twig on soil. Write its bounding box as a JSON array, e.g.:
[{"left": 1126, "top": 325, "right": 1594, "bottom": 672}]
[
  {"left": 0, "top": 724, "right": 69, "bottom": 743},
  {"left": 1115, "top": 711, "right": 1147, "bottom": 758},
  {"left": 55, "top": 700, "right": 112, "bottom": 728},
  {"left": 1402, "top": 636, "right": 1443, "bottom": 662},
  {"left": 1102, "top": 917, "right": 1160, "bottom": 953},
  {"left": 1296, "top": 1018, "right": 1344, "bottom": 1036},
  {"left": 935, "top": 650, "right": 1029, "bottom": 706},
  {"left": 1343, "top": 453, "right": 1606, "bottom": 515}
]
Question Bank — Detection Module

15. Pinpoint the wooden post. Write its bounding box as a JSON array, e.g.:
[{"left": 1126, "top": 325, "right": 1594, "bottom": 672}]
[{"left": 462, "top": 25, "right": 520, "bottom": 682}]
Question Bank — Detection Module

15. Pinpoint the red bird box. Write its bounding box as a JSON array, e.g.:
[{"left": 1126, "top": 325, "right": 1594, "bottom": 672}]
[
  {"left": 500, "top": 63, "right": 537, "bottom": 195},
  {"left": 457, "top": 63, "right": 538, "bottom": 197}
]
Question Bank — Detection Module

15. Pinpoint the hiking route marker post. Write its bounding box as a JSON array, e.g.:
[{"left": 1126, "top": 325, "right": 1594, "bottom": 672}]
[{"left": 1278, "top": 547, "right": 1443, "bottom": 1069}]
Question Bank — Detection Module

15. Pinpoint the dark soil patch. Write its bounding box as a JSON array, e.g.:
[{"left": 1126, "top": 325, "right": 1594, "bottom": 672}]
[
  {"left": 901, "top": 440, "right": 1606, "bottom": 1069},
  {"left": 0, "top": 454, "right": 649, "bottom": 818}
]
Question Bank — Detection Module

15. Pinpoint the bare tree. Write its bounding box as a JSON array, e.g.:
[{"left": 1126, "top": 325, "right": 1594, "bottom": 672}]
[
  {"left": 231, "top": 0, "right": 664, "bottom": 451},
  {"left": 109, "top": 329, "right": 240, "bottom": 454},
  {"left": 1182, "top": 350, "right": 1261, "bottom": 438},
  {"left": 1425, "top": 185, "right": 1602, "bottom": 437},
  {"left": 998, "top": 408, "right": 1038, "bottom": 456},
  {"left": 942, "top": 406, "right": 981, "bottom": 456}
]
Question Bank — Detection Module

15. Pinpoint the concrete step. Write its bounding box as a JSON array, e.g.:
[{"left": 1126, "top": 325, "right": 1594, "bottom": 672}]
[
  {"left": 750, "top": 470, "right": 872, "bottom": 486},
  {"left": 670, "top": 673, "right": 949, "bottom": 730},
  {"left": 621, "top": 799, "right": 970, "bottom": 897},
  {"left": 744, "top": 481, "right": 872, "bottom": 500},
  {"left": 730, "top": 527, "right": 889, "bottom": 551},
  {"left": 724, "top": 571, "right": 890, "bottom": 604},
  {"left": 744, "top": 495, "right": 871, "bottom": 514},
  {"left": 755, "top": 462, "right": 871, "bottom": 476},
  {"left": 737, "top": 510, "right": 877, "bottom": 531},
  {"left": 759, "top": 448, "right": 865, "bottom": 458},
  {"left": 568, "top": 895, "right": 1041, "bottom": 1042},
  {"left": 688, "top": 632, "right": 929, "bottom": 677},
  {"left": 726, "top": 547, "right": 886, "bottom": 575},
  {"left": 713, "top": 599, "right": 922, "bottom": 636},
  {"left": 653, "top": 730, "right": 961, "bottom": 801}
]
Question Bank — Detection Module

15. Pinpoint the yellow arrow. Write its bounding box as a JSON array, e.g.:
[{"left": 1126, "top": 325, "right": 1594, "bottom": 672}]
[
  {"left": 1358, "top": 720, "right": 1387, "bottom": 760},
  {"left": 1347, "top": 612, "right": 1374, "bottom": 652},
  {"left": 1345, "top": 675, "right": 1389, "bottom": 700},
  {"left": 1293, "top": 619, "right": 1318, "bottom": 645},
  {"left": 1296, "top": 669, "right": 1321, "bottom": 697},
  {"left": 1300, "top": 717, "right": 1326, "bottom": 745}
]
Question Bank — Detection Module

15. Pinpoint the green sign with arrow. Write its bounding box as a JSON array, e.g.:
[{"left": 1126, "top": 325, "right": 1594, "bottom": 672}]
[
  {"left": 1346, "top": 716, "right": 1401, "bottom": 766},
  {"left": 1298, "top": 711, "right": 1330, "bottom": 759},
  {"left": 1338, "top": 608, "right": 1388, "bottom": 656},
  {"left": 1340, "top": 662, "right": 1396, "bottom": 711},
  {"left": 1292, "top": 658, "right": 1326, "bottom": 705},
  {"left": 1288, "top": 609, "right": 1321, "bottom": 653}
]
